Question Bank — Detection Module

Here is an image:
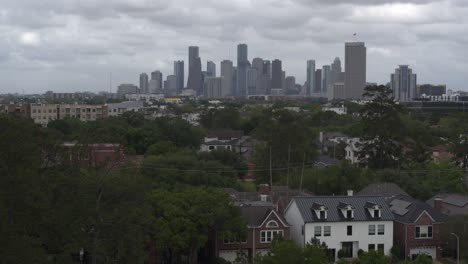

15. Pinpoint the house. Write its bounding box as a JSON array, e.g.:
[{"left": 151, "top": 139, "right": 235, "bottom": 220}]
[
  {"left": 389, "top": 195, "right": 447, "bottom": 260},
  {"left": 284, "top": 194, "right": 394, "bottom": 261},
  {"left": 430, "top": 145, "right": 454, "bottom": 163},
  {"left": 427, "top": 193, "right": 468, "bottom": 216},
  {"left": 200, "top": 130, "right": 244, "bottom": 152},
  {"left": 318, "top": 131, "right": 349, "bottom": 156},
  {"left": 345, "top": 138, "right": 362, "bottom": 164},
  {"left": 217, "top": 204, "right": 290, "bottom": 263},
  {"left": 322, "top": 105, "right": 347, "bottom": 115},
  {"left": 357, "top": 183, "right": 410, "bottom": 201}
]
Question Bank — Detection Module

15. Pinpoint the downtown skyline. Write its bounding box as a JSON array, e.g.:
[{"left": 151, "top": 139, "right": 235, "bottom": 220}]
[{"left": 1, "top": 0, "right": 467, "bottom": 94}]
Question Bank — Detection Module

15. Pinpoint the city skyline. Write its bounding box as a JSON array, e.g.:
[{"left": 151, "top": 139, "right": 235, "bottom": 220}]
[{"left": 1, "top": 0, "right": 467, "bottom": 93}]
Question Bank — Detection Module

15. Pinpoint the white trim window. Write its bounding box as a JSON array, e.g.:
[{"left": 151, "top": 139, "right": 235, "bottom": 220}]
[
  {"left": 314, "top": 226, "right": 322, "bottom": 237},
  {"left": 324, "top": 226, "right": 331, "bottom": 237},
  {"left": 368, "top": 225, "right": 376, "bottom": 235},
  {"left": 378, "top": 224, "right": 385, "bottom": 235},
  {"left": 416, "top": 225, "right": 433, "bottom": 239},
  {"left": 266, "top": 220, "right": 279, "bottom": 228},
  {"left": 260, "top": 230, "right": 284, "bottom": 243}
]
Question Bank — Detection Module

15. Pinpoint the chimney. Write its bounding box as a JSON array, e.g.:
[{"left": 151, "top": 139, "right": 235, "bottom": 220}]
[
  {"left": 347, "top": 190, "right": 354, "bottom": 197},
  {"left": 434, "top": 198, "right": 443, "bottom": 212},
  {"left": 257, "top": 184, "right": 270, "bottom": 195}
]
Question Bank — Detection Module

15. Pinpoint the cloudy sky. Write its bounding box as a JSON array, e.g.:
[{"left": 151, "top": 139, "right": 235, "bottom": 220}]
[{"left": 0, "top": 0, "right": 467, "bottom": 94}]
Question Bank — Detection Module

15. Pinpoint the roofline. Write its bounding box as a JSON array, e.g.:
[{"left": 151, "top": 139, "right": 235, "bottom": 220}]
[
  {"left": 414, "top": 210, "right": 436, "bottom": 223},
  {"left": 258, "top": 210, "right": 290, "bottom": 228},
  {"left": 304, "top": 219, "right": 395, "bottom": 224},
  {"left": 394, "top": 219, "right": 445, "bottom": 225}
]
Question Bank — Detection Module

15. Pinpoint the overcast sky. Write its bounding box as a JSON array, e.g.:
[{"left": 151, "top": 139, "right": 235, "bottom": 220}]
[{"left": 0, "top": 0, "right": 467, "bottom": 94}]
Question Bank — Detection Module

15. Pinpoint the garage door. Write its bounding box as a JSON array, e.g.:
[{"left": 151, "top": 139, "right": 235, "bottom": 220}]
[{"left": 410, "top": 247, "right": 436, "bottom": 259}]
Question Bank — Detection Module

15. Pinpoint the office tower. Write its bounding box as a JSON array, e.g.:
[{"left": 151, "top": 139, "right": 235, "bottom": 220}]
[
  {"left": 281, "top": 71, "right": 286, "bottom": 90},
  {"left": 204, "top": 77, "right": 223, "bottom": 99},
  {"left": 252, "top": 58, "right": 265, "bottom": 95},
  {"left": 150, "top": 71, "right": 163, "bottom": 93},
  {"left": 391, "top": 65, "right": 417, "bottom": 102},
  {"left": 322, "top": 65, "right": 331, "bottom": 94},
  {"left": 345, "top": 42, "right": 367, "bottom": 99},
  {"left": 187, "top": 46, "right": 203, "bottom": 95},
  {"left": 307, "top": 60, "right": 316, "bottom": 96},
  {"left": 332, "top": 57, "right": 342, "bottom": 73},
  {"left": 174, "top": 60, "right": 184, "bottom": 94},
  {"left": 252, "top": 58, "right": 264, "bottom": 72},
  {"left": 263, "top": 60, "right": 272, "bottom": 94},
  {"left": 285, "top": 76, "right": 296, "bottom": 93},
  {"left": 315, "top": 69, "right": 322, "bottom": 95},
  {"left": 236, "top": 43, "right": 249, "bottom": 97},
  {"left": 117, "top": 84, "right": 139, "bottom": 98},
  {"left": 164, "top": 74, "right": 177, "bottom": 95},
  {"left": 207, "top": 61, "right": 216, "bottom": 77},
  {"left": 419, "top": 84, "right": 446, "bottom": 97},
  {"left": 220, "top": 60, "right": 234, "bottom": 97},
  {"left": 271, "top": 59, "right": 282, "bottom": 89},
  {"left": 247, "top": 67, "right": 258, "bottom": 95},
  {"left": 139, "top": 73, "right": 149, "bottom": 94}
]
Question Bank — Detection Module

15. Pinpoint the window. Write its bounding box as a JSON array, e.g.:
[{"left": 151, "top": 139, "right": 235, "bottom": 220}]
[
  {"left": 260, "top": 230, "right": 283, "bottom": 243},
  {"left": 319, "top": 210, "right": 326, "bottom": 219},
  {"left": 377, "top": 244, "right": 384, "bottom": 253},
  {"left": 368, "top": 225, "right": 376, "bottom": 235},
  {"left": 373, "top": 209, "right": 380, "bottom": 218},
  {"left": 378, "top": 225, "right": 385, "bottom": 235},
  {"left": 346, "top": 209, "right": 353, "bottom": 219},
  {"left": 347, "top": 225, "right": 352, "bottom": 236},
  {"left": 368, "top": 244, "right": 375, "bottom": 251},
  {"left": 324, "top": 226, "right": 331, "bottom": 236},
  {"left": 416, "top": 226, "right": 433, "bottom": 238},
  {"left": 266, "top": 220, "right": 279, "bottom": 228},
  {"left": 314, "top": 226, "right": 322, "bottom": 237}
]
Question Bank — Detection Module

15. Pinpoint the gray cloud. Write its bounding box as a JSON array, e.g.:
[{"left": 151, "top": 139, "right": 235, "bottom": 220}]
[{"left": 0, "top": 0, "right": 466, "bottom": 93}]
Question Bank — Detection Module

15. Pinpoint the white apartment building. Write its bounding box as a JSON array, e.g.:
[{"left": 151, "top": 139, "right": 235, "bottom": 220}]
[{"left": 284, "top": 195, "right": 394, "bottom": 261}]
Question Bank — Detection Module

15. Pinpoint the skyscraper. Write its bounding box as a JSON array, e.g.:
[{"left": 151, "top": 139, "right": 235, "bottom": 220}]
[
  {"left": 285, "top": 76, "right": 296, "bottom": 93},
  {"left": 236, "top": 44, "right": 249, "bottom": 97},
  {"left": 164, "top": 75, "right": 177, "bottom": 97},
  {"left": 174, "top": 60, "right": 184, "bottom": 94},
  {"left": 345, "top": 42, "right": 366, "bottom": 99},
  {"left": 271, "top": 59, "right": 282, "bottom": 89},
  {"left": 330, "top": 57, "right": 342, "bottom": 90},
  {"left": 204, "top": 77, "right": 223, "bottom": 99},
  {"left": 252, "top": 58, "right": 265, "bottom": 95},
  {"left": 307, "top": 60, "right": 316, "bottom": 96},
  {"left": 263, "top": 60, "right": 272, "bottom": 94},
  {"left": 391, "top": 65, "right": 417, "bottom": 102},
  {"left": 187, "top": 46, "right": 203, "bottom": 95},
  {"left": 139, "top": 73, "right": 149, "bottom": 94},
  {"left": 315, "top": 69, "right": 322, "bottom": 95},
  {"left": 322, "top": 65, "right": 331, "bottom": 95},
  {"left": 150, "top": 71, "right": 163, "bottom": 93},
  {"left": 207, "top": 61, "right": 216, "bottom": 77},
  {"left": 247, "top": 67, "right": 258, "bottom": 95},
  {"left": 220, "top": 60, "right": 234, "bottom": 97}
]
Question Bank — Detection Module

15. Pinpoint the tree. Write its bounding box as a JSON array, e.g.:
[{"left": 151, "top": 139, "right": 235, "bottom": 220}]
[
  {"left": 256, "top": 239, "right": 330, "bottom": 264},
  {"left": 358, "top": 250, "right": 391, "bottom": 264},
  {"left": 358, "top": 85, "right": 405, "bottom": 169}
]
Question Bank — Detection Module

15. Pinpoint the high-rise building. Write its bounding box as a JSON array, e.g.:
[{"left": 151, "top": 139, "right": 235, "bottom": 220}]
[
  {"left": 117, "top": 84, "right": 139, "bottom": 98},
  {"left": 345, "top": 42, "right": 366, "bottom": 99},
  {"left": 150, "top": 71, "right": 163, "bottom": 92},
  {"left": 315, "top": 69, "right": 322, "bottom": 95},
  {"left": 281, "top": 70, "right": 286, "bottom": 90},
  {"left": 204, "top": 77, "right": 223, "bottom": 99},
  {"left": 391, "top": 65, "right": 417, "bottom": 102},
  {"left": 174, "top": 60, "right": 184, "bottom": 94},
  {"left": 330, "top": 57, "right": 342, "bottom": 93},
  {"left": 164, "top": 74, "right": 177, "bottom": 95},
  {"left": 207, "top": 61, "right": 216, "bottom": 77},
  {"left": 139, "top": 73, "right": 149, "bottom": 94},
  {"left": 187, "top": 46, "right": 203, "bottom": 95},
  {"left": 220, "top": 60, "right": 234, "bottom": 97},
  {"left": 418, "top": 84, "right": 446, "bottom": 97},
  {"left": 252, "top": 58, "right": 265, "bottom": 95},
  {"left": 271, "top": 59, "right": 282, "bottom": 89},
  {"left": 247, "top": 67, "right": 258, "bottom": 96},
  {"left": 285, "top": 76, "right": 296, "bottom": 93},
  {"left": 307, "top": 60, "right": 316, "bottom": 96},
  {"left": 236, "top": 44, "right": 249, "bottom": 97},
  {"left": 263, "top": 60, "right": 272, "bottom": 94},
  {"left": 322, "top": 65, "right": 331, "bottom": 94}
]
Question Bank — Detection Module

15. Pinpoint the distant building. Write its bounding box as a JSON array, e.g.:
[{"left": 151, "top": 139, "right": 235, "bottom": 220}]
[
  {"left": 418, "top": 84, "right": 446, "bottom": 97},
  {"left": 107, "top": 101, "right": 144, "bottom": 117},
  {"left": 271, "top": 59, "right": 282, "bottom": 90},
  {"left": 345, "top": 42, "right": 367, "bottom": 99},
  {"left": 236, "top": 44, "right": 249, "bottom": 97},
  {"left": 117, "top": 84, "right": 139, "bottom": 98},
  {"left": 30, "top": 104, "right": 108, "bottom": 126},
  {"left": 200, "top": 130, "right": 244, "bottom": 152},
  {"left": 328, "top": 82, "right": 345, "bottom": 101},
  {"left": 62, "top": 143, "right": 124, "bottom": 167},
  {"left": 188, "top": 46, "right": 203, "bottom": 95},
  {"left": 427, "top": 193, "right": 468, "bottom": 216},
  {"left": 307, "top": 60, "right": 315, "bottom": 96},
  {"left": 391, "top": 65, "right": 417, "bottom": 102},
  {"left": 139, "top": 73, "right": 149, "bottom": 94},
  {"left": 220, "top": 60, "right": 234, "bottom": 96},
  {"left": 315, "top": 69, "right": 322, "bottom": 95},
  {"left": 285, "top": 76, "right": 296, "bottom": 94},
  {"left": 204, "top": 77, "right": 224, "bottom": 99},
  {"left": 247, "top": 68, "right": 258, "bottom": 95},
  {"left": 207, "top": 61, "right": 216, "bottom": 77},
  {"left": 174, "top": 60, "right": 184, "bottom": 94},
  {"left": 322, "top": 65, "right": 331, "bottom": 94},
  {"left": 150, "top": 71, "right": 163, "bottom": 93},
  {"left": 164, "top": 75, "right": 177, "bottom": 96}
]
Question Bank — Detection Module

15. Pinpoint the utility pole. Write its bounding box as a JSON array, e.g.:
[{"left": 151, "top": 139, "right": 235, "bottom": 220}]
[
  {"left": 269, "top": 146, "right": 273, "bottom": 188},
  {"left": 299, "top": 152, "right": 306, "bottom": 192}
]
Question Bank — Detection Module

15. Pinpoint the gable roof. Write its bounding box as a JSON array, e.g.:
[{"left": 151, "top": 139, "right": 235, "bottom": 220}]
[
  {"left": 206, "top": 130, "right": 244, "bottom": 140},
  {"left": 357, "top": 182, "right": 410, "bottom": 201},
  {"left": 427, "top": 193, "right": 468, "bottom": 208},
  {"left": 389, "top": 195, "right": 447, "bottom": 224},
  {"left": 291, "top": 196, "right": 394, "bottom": 223},
  {"left": 238, "top": 205, "right": 288, "bottom": 227}
]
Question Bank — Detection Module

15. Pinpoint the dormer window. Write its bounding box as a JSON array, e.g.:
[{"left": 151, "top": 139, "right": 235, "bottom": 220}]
[
  {"left": 338, "top": 202, "right": 355, "bottom": 219},
  {"left": 312, "top": 203, "right": 328, "bottom": 220},
  {"left": 373, "top": 209, "right": 381, "bottom": 218},
  {"left": 365, "top": 202, "right": 382, "bottom": 219},
  {"left": 346, "top": 209, "right": 353, "bottom": 219},
  {"left": 320, "top": 210, "right": 326, "bottom": 219}
]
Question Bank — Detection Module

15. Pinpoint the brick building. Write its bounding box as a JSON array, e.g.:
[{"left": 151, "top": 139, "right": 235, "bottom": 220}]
[{"left": 62, "top": 143, "right": 124, "bottom": 167}]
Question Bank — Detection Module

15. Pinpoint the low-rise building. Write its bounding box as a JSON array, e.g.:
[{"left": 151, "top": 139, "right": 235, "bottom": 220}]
[
  {"left": 30, "top": 104, "right": 108, "bottom": 126},
  {"left": 200, "top": 130, "right": 244, "bottom": 152},
  {"left": 284, "top": 194, "right": 394, "bottom": 261},
  {"left": 389, "top": 195, "right": 447, "bottom": 260},
  {"left": 106, "top": 101, "right": 144, "bottom": 117},
  {"left": 61, "top": 142, "right": 124, "bottom": 167}
]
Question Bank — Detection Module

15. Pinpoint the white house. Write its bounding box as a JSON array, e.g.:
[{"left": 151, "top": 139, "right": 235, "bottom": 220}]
[
  {"left": 284, "top": 194, "right": 394, "bottom": 261},
  {"left": 322, "top": 105, "right": 347, "bottom": 115},
  {"left": 345, "top": 138, "right": 362, "bottom": 164}
]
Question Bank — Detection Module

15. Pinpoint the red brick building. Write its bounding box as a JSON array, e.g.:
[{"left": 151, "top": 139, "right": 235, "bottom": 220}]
[
  {"left": 62, "top": 143, "right": 124, "bottom": 167},
  {"left": 217, "top": 204, "right": 290, "bottom": 262},
  {"left": 389, "top": 195, "right": 447, "bottom": 260}
]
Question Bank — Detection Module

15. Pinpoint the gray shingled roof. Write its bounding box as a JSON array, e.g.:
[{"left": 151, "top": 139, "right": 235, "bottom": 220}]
[
  {"left": 427, "top": 193, "right": 468, "bottom": 208},
  {"left": 389, "top": 195, "right": 447, "bottom": 223},
  {"left": 292, "top": 196, "right": 394, "bottom": 223},
  {"left": 357, "top": 182, "right": 410, "bottom": 201}
]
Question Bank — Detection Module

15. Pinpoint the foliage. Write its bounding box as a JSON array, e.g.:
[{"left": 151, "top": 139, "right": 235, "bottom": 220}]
[
  {"left": 358, "top": 250, "right": 391, "bottom": 264},
  {"left": 256, "top": 239, "right": 330, "bottom": 264}
]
